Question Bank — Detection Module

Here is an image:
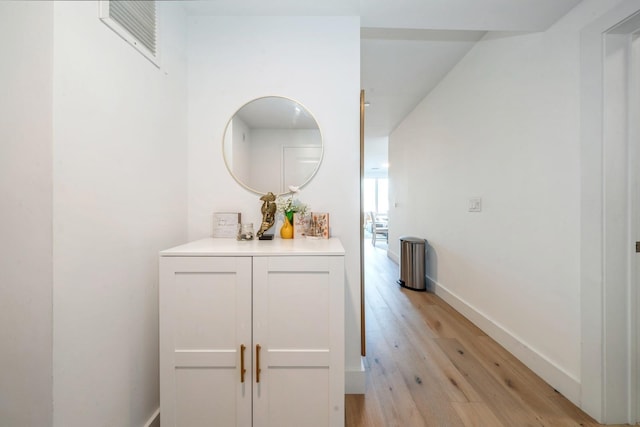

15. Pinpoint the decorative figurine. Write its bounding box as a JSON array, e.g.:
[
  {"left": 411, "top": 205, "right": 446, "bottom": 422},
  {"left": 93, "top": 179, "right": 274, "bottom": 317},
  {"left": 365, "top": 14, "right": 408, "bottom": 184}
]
[{"left": 257, "top": 192, "right": 276, "bottom": 239}]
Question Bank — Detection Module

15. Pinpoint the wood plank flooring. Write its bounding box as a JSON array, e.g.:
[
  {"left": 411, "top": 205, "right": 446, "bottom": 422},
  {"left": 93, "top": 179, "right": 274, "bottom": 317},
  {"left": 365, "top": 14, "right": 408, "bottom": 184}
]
[{"left": 345, "top": 241, "right": 629, "bottom": 427}]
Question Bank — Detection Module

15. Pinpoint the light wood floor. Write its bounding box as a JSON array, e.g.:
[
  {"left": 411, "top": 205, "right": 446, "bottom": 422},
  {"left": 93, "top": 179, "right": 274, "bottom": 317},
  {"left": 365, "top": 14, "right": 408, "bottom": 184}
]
[{"left": 345, "top": 241, "right": 629, "bottom": 427}]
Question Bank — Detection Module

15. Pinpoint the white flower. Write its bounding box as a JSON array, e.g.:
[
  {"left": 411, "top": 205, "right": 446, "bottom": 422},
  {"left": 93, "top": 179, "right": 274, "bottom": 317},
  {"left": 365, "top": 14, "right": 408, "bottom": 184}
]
[
  {"left": 275, "top": 192, "right": 308, "bottom": 219},
  {"left": 288, "top": 185, "right": 300, "bottom": 194}
]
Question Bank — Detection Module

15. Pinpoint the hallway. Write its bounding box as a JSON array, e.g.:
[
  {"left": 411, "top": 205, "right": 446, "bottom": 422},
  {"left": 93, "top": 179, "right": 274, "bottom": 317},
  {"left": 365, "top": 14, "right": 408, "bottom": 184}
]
[{"left": 345, "top": 242, "right": 626, "bottom": 427}]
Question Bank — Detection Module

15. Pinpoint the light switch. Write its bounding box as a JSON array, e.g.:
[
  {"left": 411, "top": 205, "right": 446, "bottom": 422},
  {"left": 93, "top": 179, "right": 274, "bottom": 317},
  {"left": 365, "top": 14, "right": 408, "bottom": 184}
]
[{"left": 468, "top": 197, "right": 482, "bottom": 212}]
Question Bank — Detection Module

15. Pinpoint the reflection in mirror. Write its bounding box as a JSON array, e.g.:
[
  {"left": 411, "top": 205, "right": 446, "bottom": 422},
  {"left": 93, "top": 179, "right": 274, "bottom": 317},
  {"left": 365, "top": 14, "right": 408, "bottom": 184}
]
[{"left": 223, "top": 96, "right": 323, "bottom": 195}]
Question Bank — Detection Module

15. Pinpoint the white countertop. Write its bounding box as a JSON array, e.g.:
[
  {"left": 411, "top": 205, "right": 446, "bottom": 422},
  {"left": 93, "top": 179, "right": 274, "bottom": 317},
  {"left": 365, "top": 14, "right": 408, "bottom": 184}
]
[{"left": 160, "top": 237, "right": 345, "bottom": 257}]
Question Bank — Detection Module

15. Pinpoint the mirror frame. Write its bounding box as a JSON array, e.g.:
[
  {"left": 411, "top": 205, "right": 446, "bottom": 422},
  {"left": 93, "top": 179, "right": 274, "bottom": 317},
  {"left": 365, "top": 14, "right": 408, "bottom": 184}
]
[{"left": 222, "top": 95, "right": 324, "bottom": 196}]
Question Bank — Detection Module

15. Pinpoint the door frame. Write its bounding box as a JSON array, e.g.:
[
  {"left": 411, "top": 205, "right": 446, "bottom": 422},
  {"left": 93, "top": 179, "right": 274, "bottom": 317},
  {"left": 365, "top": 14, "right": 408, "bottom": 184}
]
[
  {"left": 360, "top": 89, "right": 366, "bottom": 357},
  {"left": 630, "top": 25, "right": 640, "bottom": 425},
  {"left": 634, "top": 30, "right": 640, "bottom": 425},
  {"left": 580, "top": 2, "right": 640, "bottom": 423}
]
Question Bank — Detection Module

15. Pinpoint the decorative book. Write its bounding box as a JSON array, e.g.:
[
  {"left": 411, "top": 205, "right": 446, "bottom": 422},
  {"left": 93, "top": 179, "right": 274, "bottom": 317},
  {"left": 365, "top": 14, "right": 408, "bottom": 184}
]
[
  {"left": 293, "top": 212, "right": 311, "bottom": 239},
  {"left": 213, "top": 212, "right": 241, "bottom": 238},
  {"left": 309, "top": 212, "right": 330, "bottom": 239}
]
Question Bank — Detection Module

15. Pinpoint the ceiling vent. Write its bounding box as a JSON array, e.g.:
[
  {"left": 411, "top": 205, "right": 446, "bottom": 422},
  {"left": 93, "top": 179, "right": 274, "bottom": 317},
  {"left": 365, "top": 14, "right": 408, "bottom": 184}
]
[{"left": 99, "top": 0, "right": 158, "bottom": 66}]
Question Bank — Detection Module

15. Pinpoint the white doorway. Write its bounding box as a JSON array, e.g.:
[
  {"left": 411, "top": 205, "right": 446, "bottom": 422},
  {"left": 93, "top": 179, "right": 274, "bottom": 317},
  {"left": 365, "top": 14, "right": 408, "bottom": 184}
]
[
  {"left": 632, "top": 27, "right": 640, "bottom": 425},
  {"left": 580, "top": 3, "right": 640, "bottom": 423},
  {"left": 282, "top": 146, "right": 322, "bottom": 192},
  {"left": 607, "top": 13, "right": 640, "bottom": 424},
  {"left": 363, "top": 178, "right": 389, "bottom": 217}
]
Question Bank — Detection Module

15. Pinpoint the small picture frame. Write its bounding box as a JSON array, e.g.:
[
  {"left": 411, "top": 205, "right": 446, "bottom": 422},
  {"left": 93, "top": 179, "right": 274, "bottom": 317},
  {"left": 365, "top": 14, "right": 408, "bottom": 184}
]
[
  {"left": 309, "top": 212, "right": 330, "bottom": 239},
  {"left": 293, "top": 212, "right": 311, "bottom": 239},
  {"left": 213, "top": 212, "right": 241, "bottom": 238}
]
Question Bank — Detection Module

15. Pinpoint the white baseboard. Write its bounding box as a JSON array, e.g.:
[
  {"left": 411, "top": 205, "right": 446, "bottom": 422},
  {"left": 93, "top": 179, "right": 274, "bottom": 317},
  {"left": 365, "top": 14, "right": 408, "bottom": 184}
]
[
  {"left": 430, "top": 276, "right": 581, "bottom": 405},
  {"left": 387, "top": 250, "right": 399, "bottom": 264},
  {"left": 143, "top": 408, "right": 160, "bottom": 427},
  {"left": 345, "top": 358, "right": 366, "bottom": 394}
]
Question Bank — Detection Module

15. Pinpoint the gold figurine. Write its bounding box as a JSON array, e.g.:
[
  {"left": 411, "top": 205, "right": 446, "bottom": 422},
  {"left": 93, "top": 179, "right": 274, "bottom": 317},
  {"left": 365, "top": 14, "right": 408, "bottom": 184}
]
[{"left": 257, "top": 192, "right": 277, "bottom": 238}]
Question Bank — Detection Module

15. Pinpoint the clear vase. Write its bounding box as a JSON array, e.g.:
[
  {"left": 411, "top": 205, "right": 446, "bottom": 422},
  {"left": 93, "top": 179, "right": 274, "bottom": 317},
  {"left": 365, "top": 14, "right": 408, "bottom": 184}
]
[{"left": 237, "top": 223, "right": 254, "bottom": 241}]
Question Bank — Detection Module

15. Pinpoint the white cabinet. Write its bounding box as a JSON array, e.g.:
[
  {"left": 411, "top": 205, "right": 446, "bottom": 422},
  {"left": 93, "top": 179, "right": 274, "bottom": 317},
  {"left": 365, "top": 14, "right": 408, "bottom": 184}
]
[{"left": 159, "top": 238, "right": 345, "bottom": 427}]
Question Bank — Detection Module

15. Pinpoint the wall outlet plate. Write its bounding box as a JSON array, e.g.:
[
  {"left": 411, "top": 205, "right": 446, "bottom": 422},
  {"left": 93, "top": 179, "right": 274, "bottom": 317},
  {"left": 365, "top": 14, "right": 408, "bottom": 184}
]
[{"left": 468, "top": 197, "right": 482, "bottom": 212}]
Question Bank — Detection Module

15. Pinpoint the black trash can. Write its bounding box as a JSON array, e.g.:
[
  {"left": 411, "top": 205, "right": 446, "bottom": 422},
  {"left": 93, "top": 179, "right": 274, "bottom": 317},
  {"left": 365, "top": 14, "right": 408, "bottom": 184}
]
[{"left": 397, "top": 236, "right": 427, "bottom": 291}]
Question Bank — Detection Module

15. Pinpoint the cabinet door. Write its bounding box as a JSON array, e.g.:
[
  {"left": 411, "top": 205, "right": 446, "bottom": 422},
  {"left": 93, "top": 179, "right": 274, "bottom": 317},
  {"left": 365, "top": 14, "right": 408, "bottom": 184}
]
[
  {"left": 160, "top": 256, "right": 252, "bottom": 427},
  {"left": 252, "top": 256, "right": 345, "bottom": 427}
]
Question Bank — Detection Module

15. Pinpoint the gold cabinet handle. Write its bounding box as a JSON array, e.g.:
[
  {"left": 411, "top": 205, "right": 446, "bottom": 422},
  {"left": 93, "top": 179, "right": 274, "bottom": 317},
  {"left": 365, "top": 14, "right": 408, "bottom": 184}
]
[
  {"left": 240, "top": 344, "right": 246, "bottom": 383},
  {"left": 256, "top": 344, "right": 262, "bottom": 383}
]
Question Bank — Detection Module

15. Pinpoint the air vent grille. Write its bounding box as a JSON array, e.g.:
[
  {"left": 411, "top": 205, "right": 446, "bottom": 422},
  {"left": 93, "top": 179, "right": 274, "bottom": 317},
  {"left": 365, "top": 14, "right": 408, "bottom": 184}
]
[
  {"left": 109, "top": 1, "right": 156, "bottom": 55},
  {"left": 100, "top": 0, "right": 158, "bottom": 66}
]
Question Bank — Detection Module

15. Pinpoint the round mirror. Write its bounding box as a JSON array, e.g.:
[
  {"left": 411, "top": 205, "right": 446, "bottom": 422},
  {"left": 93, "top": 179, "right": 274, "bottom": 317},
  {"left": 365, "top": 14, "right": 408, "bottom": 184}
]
[{"left": 222, "top": 96, "right": 323, "bottom": 195}]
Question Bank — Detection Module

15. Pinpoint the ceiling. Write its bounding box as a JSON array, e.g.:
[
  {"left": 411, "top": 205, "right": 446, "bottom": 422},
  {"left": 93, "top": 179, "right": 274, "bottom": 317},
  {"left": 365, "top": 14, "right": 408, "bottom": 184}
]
[
  {"left": 234, "top": 97, "right": 319, "bottom": 129},
  {"left": 184, "top": 0, "right": 583, "bottom": 175}
]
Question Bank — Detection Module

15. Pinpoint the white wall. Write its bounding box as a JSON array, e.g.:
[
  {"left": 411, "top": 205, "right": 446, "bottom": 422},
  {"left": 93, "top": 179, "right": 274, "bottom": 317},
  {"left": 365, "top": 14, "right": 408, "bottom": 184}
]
[
  {"left": 187, "top": 16, "right": 362, "bottom": 385},
  {"left": 388, "top": 0, "right": 625, "bottom": 405},
  {"left": 51, "top": 2, "right": 188, "bottom": 426},
  {"left": 364, "top": 135, "right": 388, "bottom": 179},
  {"left": 0, "top": 2, "right": 53, "bottom": 425}
]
